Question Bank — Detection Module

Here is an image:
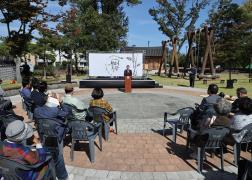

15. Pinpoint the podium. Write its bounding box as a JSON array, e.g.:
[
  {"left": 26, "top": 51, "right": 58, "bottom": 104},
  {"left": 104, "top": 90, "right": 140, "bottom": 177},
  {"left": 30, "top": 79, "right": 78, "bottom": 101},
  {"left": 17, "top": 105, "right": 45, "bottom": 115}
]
[{"left": 124, "top": 76, "right": 132, "bottom": 93}]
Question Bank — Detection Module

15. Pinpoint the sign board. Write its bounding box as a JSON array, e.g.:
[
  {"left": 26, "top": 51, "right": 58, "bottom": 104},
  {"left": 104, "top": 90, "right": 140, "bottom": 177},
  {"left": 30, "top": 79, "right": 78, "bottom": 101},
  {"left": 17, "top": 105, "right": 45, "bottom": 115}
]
[{"left": 89, "top": 53, "right": 143, "bottom": 77}]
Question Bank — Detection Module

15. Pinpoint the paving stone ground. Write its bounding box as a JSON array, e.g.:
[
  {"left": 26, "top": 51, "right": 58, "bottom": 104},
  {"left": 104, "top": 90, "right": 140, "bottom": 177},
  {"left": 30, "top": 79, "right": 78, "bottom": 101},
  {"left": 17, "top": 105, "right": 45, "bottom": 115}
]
[
  {"left": 11, "top": 87, "right": 251, "bottom": 179},
  {"left": 66, "top": 165, "right": 237, "bottom": 180}
]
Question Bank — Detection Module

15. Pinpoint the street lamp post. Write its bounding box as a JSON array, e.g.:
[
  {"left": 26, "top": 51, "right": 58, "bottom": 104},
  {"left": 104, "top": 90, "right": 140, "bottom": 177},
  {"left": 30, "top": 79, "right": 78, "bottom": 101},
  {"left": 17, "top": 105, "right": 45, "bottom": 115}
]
[
  {"left": 226, "top": 67, "right": 233, "bottom": 88},
  {"left": 249, "top": 57, "right": 252, "bottom": 78}
]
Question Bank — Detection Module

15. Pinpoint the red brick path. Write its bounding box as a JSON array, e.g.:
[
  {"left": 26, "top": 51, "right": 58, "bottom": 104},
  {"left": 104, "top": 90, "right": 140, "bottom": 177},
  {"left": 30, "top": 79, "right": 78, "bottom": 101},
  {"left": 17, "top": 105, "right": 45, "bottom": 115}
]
[
  {"left": 12, "top": 89, "right": 251, "bottom": 172},
  {"left": 63, "top": 132, "right": 250, "bottom": 172}
]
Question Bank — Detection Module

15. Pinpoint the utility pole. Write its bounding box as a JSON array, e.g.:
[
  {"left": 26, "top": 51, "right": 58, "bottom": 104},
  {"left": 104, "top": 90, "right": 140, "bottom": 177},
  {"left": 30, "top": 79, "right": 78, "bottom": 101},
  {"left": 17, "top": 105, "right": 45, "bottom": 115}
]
[{"left": 249, "top": 57, "right": 252, "bottom": 78}]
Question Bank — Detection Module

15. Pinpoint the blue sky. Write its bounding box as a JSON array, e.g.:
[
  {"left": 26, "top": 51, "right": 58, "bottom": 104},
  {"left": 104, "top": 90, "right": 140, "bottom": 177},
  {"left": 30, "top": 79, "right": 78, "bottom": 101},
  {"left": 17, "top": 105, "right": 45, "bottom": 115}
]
[
  {"left": 125, "top": 0, "right": 245, "bottom": 52},
  {"left": 0, "top": 0, "right": 245, "bottom": 53}
]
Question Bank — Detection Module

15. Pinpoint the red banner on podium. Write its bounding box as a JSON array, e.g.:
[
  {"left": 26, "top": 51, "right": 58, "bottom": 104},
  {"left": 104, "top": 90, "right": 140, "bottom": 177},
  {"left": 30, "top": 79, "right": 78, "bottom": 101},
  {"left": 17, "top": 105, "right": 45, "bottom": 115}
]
[{"left": 124, "top": 76, "right": 132, "bottom": 93}]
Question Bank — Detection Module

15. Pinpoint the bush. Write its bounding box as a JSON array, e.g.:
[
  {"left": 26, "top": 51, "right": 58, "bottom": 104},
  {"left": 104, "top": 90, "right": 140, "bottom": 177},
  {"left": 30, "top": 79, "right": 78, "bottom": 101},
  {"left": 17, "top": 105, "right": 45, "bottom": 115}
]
[{"left": 33, "top": 65, "right": 57, "bottom": 77}]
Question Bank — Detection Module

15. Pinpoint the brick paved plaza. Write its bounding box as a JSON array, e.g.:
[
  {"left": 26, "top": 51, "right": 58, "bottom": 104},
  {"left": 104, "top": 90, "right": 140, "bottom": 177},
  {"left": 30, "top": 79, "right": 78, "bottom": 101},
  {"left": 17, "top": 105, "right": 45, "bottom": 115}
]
[{"left": 11, "top": 87, "right": 251, "bottom": 180}]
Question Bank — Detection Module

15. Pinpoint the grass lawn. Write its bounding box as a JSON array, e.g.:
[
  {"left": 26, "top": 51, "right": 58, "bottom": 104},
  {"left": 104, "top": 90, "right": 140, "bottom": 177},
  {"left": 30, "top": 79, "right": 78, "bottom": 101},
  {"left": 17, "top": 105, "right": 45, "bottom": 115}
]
[
  {"left": 151, "top": 73, "right": 252, "bottom": 97},
  {"left": 1, "top": 74, "right": 87, "bottom": 91},
  {"left": 1, "top": 72, "right": 250, "bottom": 97}
]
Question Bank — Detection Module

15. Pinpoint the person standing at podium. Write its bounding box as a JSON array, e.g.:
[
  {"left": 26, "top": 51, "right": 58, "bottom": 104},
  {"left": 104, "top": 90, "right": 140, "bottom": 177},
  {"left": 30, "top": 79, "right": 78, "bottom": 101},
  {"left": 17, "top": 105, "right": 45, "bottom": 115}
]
[
  {"left": 124, "top": 65, "right": 132, "bottom": 93},
  {"left": 124, "top": 65, "right": 132, "bottom": 76}
]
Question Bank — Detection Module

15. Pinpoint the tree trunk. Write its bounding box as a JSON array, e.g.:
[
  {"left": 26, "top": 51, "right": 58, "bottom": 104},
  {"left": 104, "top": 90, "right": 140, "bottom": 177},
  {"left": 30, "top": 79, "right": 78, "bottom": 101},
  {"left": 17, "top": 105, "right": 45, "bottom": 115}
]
[
  {"left": 43, "top": 50, "right": 47, "bottom": 79},
  {"left": 158, "top": 41, "right": 167, "bottom": 76},
  {"left": 59, "top": 49, "right": 61, "bottom": 65},
  {"left": 43, "top": 65, "right": 46, "bottom": 79},
  {"left": 15, "top": 57, "right": 22, "bottom": 83},
  {"left": 74, "top": 51, "right": 79, "bottom": 74},
  {"left": 169, "top": 38, "right": 178, "bottom": 77}
]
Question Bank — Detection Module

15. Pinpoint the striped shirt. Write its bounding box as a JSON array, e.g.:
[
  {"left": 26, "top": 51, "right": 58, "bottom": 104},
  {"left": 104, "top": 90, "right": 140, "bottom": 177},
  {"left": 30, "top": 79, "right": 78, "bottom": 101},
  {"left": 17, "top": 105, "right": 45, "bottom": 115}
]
[{"left": 0, "top": 140, "right": 48, "bottom": 180}]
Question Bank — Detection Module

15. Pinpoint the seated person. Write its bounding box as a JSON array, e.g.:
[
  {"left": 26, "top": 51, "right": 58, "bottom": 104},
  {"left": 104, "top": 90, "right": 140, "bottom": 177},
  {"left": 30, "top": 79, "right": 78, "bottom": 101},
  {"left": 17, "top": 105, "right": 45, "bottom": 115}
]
[
  {"left": 38, "top": 81, "right": 48, "bottom": 95},
  {"left": 200, "top": 98, "right": 232, "bottom": 129},
  {"left": 31, "top": 78, "right": 47, "bottom": 108},
  {"left": 0, "top": 79, "right": 5, "bottom": 97},
  {"left": 0, "top": 109, "right": 24, "bottom": 140},
  {"left": 0, "top": 79, "right": 13, "bottom": 111},
  {"left": 231, "top": 87, "right": 248, "bottom": 113},
  {"left": 199, "top": 83, "right": 221, "bottom": 111},
  {"left": 34, "top": 95, "right": 69, "bottom": 125},
  {"left": 38, "top": 81, "right": 61, "bottom": 108},
  {"left": 0, "top": 97, "right": 13, "bottom": 111},
  {"left": 218, "top": 92, "right": 225, "bottom": 98},
  {"left": 0, "top": 80, "right": 18, "bottom": 117},
  {"left": 189, "top": 99, "right": 232, "bottom": 158},
  {"left": 33, "top": 96, "right": 69, "bottom": 180},
  {"left": 0, "top": 120, "right": 49, "bottom": 179},
  {"left": 0, "top": 109, "right": 24, "bottom": 121},
  {"left": 62, "top": 83, "right": 87, "bottom": 121},
  {"left": 20, "top": 78, "right": 32, "bottom": 104},
  {"left": 230, "top": 97, "right": 252, "bottom": 131},
  {"left": 89, "top": 88, "right": 114, "bottom": 131},
  {"left": 191, "top": 84, "right": 221, "bottom": 129}
]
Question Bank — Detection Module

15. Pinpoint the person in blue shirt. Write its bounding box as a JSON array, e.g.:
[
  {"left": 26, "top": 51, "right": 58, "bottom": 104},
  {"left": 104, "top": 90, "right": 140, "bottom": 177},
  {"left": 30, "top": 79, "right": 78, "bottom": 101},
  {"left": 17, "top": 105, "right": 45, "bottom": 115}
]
[
  {"left": 31, "top": 79, "right": 47, "bottom": 108},
  {"left": 34, "top": 96, "right": 69, "bottom": 180},
  {"left": 20, "top": 78, "right": 32, "bottom": 102}
]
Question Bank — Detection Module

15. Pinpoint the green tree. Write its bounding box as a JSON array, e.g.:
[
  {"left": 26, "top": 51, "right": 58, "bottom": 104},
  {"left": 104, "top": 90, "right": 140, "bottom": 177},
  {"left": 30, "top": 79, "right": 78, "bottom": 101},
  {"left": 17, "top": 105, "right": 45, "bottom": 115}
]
[
  {"left": 149, "top": 0, "right": 209, "bottom": 76},
  {"left": 27, "top": 29, "right": 57, "bottom": 79},
  {"left": 149, "top": 0, "right": 209, "bottom": 50},
  {"left": 241, "top": 0, "right": 252, "bottom": 71},
  {"left": 0, "top": 0, "right": 51, "bottom": 56},
  {"left": 0, "top": 40, "right": 10, "bottom": 57},
  {"left": 0, "top": 0, "right": 63, "bottom": 81},
  {"left": 57, "top": 0, "right": 141, "bottom": 73},
  {"left": 77, "top": 0, "right": 141, "bottom": 51},
  {"left": 57, "top": 7, "right": 81, "bottom": 73},
  {"left": 208, "top": 0, "right": 252, "bottom": 68}
]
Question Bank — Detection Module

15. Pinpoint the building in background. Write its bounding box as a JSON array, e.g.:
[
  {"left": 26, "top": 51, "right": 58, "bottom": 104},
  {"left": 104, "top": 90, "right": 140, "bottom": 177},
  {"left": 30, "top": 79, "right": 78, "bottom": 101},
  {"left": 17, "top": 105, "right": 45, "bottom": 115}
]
[{"left": 122, "top": 46, "right": 168, "bottom": 72}]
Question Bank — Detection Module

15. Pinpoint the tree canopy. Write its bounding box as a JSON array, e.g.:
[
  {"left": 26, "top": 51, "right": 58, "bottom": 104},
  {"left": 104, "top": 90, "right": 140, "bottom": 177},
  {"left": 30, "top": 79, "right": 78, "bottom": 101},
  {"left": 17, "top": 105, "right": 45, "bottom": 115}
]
[
  {"left": 208, "top": 0, "right": 252, "bottom": 68},
  {"left": 59, "top": 0, "right": 142, "bottom": 52},
  {"left": 0, "top": 0, "right": 62, "bottom": 57},
  {"left": 149, "top": 0, "right": 209, "bottom": 50}
]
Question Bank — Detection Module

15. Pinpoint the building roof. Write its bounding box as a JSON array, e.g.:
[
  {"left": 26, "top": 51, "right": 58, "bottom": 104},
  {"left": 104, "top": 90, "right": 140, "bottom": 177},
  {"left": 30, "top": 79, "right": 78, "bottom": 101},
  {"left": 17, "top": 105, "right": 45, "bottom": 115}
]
[{"left": 121, "top": 46, "right": 167, "bottom": 57}]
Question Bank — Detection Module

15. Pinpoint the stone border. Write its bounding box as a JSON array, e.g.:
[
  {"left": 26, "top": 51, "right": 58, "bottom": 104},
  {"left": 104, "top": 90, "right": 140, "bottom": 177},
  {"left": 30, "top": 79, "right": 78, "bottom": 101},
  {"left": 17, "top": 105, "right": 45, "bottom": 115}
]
[{"left": 66, "top": 165, "right": 237, "bottom": 180}]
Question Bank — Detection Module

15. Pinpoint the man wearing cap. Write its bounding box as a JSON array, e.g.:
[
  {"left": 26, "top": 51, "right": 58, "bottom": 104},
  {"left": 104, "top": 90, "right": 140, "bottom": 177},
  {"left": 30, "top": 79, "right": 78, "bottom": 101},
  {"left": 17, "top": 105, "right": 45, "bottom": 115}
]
[
  {"left": 62, "top": 83, "right": 87, "bottom": 121},
  {"left": 0, "top": 120, "right": 49, "bottom": 179}
]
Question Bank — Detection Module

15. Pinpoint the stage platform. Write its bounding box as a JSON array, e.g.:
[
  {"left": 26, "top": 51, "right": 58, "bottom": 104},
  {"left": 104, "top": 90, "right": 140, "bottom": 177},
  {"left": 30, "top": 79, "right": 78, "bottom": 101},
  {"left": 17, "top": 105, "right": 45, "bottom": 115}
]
[{"left": 79, "top": 78, "right": 161, "bottom": 88}]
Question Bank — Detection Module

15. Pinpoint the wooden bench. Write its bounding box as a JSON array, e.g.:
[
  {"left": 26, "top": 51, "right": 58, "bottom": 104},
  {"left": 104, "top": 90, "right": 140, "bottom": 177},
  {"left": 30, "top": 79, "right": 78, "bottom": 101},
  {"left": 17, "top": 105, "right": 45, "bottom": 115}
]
[
  {"left": 203, "top": 79, "right": 208, "bottom": 84},
  {"left": 220, "top": 80, "right": 225, "bottom": 84}
]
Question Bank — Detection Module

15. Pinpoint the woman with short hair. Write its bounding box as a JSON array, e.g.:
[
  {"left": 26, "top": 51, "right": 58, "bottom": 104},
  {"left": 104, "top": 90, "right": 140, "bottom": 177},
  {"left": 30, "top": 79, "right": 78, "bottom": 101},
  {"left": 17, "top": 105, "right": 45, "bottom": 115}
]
[
  {"left": 89, "top": 88, "right": 114, "bottom": 131},
  {"left": 230, "top": 97, "right": 252, "bottom": 131},
  {"left": 199, "top": 98, "right": 232, "bottom": 130}
]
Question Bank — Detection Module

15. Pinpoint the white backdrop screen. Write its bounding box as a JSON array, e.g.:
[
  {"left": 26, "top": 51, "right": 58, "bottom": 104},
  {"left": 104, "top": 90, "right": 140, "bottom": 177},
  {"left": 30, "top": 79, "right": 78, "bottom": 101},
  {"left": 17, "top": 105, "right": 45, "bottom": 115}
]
[{"left": 89, "top": 53, "right": 143, "bottom": 77}]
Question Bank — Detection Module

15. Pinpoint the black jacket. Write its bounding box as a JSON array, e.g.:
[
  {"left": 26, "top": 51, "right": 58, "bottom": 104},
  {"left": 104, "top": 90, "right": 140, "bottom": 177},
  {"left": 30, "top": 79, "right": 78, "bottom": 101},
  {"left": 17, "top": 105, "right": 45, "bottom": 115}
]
[{"left": 124, "top": 69, "right": 132, "bottom": 76}]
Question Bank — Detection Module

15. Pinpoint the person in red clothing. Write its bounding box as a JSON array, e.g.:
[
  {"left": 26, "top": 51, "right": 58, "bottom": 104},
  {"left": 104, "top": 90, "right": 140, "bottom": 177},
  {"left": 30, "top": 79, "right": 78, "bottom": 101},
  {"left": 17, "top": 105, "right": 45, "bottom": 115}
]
[{"left": 0, "top": 120, "right": 49, "bottom": 179}]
